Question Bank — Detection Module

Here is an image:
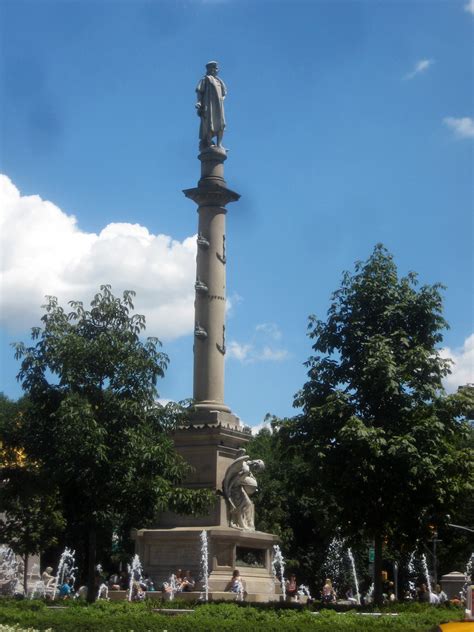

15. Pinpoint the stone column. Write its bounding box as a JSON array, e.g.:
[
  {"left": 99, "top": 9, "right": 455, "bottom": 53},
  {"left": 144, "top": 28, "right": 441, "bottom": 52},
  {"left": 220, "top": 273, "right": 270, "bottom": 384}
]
[{"left": 183, "top": 147, "right": 240, "bottom": 415}]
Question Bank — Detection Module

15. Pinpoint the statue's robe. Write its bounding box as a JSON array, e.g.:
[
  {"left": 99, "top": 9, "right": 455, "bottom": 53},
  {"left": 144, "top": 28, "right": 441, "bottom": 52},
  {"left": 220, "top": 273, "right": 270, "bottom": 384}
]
[{"left": 196, "top": 74, "right": 226, "bottom": 140}]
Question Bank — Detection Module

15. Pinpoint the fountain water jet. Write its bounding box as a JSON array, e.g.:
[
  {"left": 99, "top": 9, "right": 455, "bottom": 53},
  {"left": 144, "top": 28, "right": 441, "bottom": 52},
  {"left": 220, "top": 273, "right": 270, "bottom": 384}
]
[
  {"left": 462, "top": 553, "right": 474, "bottom": 601},
  {"left": 365, "top": 583, "right": 374, "bottom": 604},
  {"left": 421, "top": 553, "right": 438, "bottom": 603},
  {"left": 52, "top": 548, "right": 77, "bottom": 600},
  {"left": 200, "top": 530, "right": 209, "bottom": 601},
  {"left": 347, "top": 548, "right": 361, "bottom": 605},
  {"left": 323, "top": 537, "right": 346, "bottom": 594},
  {"left": 272, "top": 545, "right": 286, "bottom": 600},
  {"left": 165, "top": 573, "right": 181, "bottom": 601},
  {"left": 0, "top": 545, "right": 21, "bottom": 596},
  {"left": 406, "top": 552, "right": 417, "bottom": 599},
  {"left": 298, "top": 584, "right": 312, "bottom": 600},
  {"left": 127, "top": 554, "right": 144, "bottom": 601},
  {"left": 28, "top": 563, "right": 39, "bottom": 585}
]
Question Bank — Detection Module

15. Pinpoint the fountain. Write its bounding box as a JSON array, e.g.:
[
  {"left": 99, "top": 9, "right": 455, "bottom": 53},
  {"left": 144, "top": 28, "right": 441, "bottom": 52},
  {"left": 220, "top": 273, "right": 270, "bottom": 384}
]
[
  {"left": 97, "top": 583, "right": 109, "bottom": 600},
  {"left": 127, "top": 554, "right": 144, "bottom": 601},
  {"left": 406, "top": 551, "right": 417, "bottom": 599},
  {"left": 322, "top": 537, "right": 347, "bottom": 595},
  {"left": 420, "top": 553, "right": 439, "bottom": 603},
  {"left": 462, "top": 553, "right": 474, "bottom": 601},
  {"left": 95, "top": 563, "right": 109, "bottom": 599},
  {"left": 163, "top": 573, "right": 181, "bottom": 600},
  {"left": 52, "top": 548, "right": 77, "bottom": 600},
  {"left": 28, "top": 563, "right": 40, "bottom": 585},
  {"left": 298, "top": 584, "right": 312, "bottom": 600},
  {"left": 347, "top": 548, "right": 361, "bottom": 605},
  {"left": 365, "top": 583, "right": 374, "bottom": 604},
  {"left": 29, "top": 580, "right": 47, "bottom": 599},
  {"left": 323, "top": 537, "right": 363, "bottom": 603},
  {"left": 0, "top": 545, "right": 21, "bottom": 596},
  {"left": 200, "top": 530, "right": 209, "bottom": 601},
  {"left": 272, "top": 545, "right": 286, "bottom": 600}
]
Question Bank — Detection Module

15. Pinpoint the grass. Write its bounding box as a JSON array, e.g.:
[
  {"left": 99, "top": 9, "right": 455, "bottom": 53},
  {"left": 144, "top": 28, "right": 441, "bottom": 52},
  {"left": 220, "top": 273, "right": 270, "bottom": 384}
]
[{"left": 0, "top": 599, "right": 465, "bottom": 632}]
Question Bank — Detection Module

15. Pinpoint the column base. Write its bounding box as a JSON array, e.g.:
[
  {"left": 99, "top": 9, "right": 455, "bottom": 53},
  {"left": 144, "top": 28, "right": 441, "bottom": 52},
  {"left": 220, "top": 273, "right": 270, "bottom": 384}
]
[
  {"left": 194, "top": 400, "right": 232, "bottom": 414},
  {"left": 188, "top": 406, "right": 244, "bottom": 431},
  {"left": 133, "top": 526, "right": 281, "bottom": 600}
]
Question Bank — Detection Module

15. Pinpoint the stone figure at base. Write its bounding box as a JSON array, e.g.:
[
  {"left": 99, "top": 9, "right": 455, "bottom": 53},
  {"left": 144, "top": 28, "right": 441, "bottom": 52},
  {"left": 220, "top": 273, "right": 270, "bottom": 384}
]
[
  {"left": 196, "top": 61, "right": 227, "bottom": 150},
  {"left": 222, "top": 450, "right": 265, "bottom": 531}
]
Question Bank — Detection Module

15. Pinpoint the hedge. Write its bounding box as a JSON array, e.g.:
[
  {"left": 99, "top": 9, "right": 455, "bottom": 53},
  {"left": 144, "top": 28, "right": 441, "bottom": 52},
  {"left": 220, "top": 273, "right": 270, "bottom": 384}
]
[{"left": 0, "top": 599, "right": 464, "bottom": 632}]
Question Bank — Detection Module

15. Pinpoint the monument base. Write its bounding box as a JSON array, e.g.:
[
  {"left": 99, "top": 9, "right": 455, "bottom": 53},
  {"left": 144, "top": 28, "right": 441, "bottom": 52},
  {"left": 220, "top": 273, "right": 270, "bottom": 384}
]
[{"left": 133, "top": 526, "right": 281, "bottom": 601}]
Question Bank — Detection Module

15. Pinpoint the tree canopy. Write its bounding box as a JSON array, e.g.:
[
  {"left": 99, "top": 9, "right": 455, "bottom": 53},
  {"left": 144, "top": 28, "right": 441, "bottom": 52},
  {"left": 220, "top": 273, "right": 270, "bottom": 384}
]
[
  {"left": 270, "top": 245, "right": 473, "bottom": 603},
  {"left": 1, "top": 286, "right": 213, "bottom": 599}
]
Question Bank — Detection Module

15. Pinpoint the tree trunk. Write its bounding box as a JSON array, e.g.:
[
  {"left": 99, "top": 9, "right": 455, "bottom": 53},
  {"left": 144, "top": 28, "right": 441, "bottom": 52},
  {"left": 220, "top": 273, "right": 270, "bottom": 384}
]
[
  {"left": 23, "top": 554, "right": 28, "bottom": 596},
  {"left": 86, "top": 528, "right": 96, "bottom": 603},
  {"left": 373, "top": 534, "right": 383, "bottom": 606}
]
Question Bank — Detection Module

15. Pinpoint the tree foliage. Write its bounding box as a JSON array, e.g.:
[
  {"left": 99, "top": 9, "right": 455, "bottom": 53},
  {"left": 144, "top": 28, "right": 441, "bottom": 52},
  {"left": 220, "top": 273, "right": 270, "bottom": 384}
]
[
  {"left": 2, "top": 286, "right": 213, "bottom": 598},
  {"left": 273, "top": 245, "right": 473, "bottom": 602},
  {"left": 1, "top": 394, "right": 65, "bottom": 592},
  {"left": 247, "top": 421, "right": 336, "bottom": 587}
]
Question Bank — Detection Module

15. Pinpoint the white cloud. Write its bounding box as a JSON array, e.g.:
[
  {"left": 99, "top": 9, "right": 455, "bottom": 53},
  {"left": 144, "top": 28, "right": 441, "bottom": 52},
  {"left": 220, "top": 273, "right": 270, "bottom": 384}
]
[
  {"left": 465, "top": 0, "right": 474, "bottom": 14},
  {"left": 226, "top": 292, "right": 243, "bottom": 316},
  {"left": 404, "top": 59, "right": 434, "bottom": 80},
  {"left": 439, "top": 334, "right": 474, "bottom": 392},
  {"left": 227, "top": 341, "right": 252, "bottom": 362},
  {"left": 259, "top": 346, "right": 288, "bottom": 361},
  {"left": 250, "top": 419, "right": 273, "bottom": 436},
  {"left": 227, "top": 322, "right": 288, "bottom": 364},
  {"left": 0, "top": 174, "right": 196, "bottom": 339},
  {"left": 255, "top": 322, "right": 282, "bottom": 340},
  {"left": 443, "top": 116, "right": 474, "bottom": 139}
]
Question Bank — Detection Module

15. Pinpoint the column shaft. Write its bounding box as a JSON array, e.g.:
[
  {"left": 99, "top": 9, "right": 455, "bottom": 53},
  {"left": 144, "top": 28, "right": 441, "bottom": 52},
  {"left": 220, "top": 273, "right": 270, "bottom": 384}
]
[{"left": 194, "top": 205, "right": 228, "bottom": 410}]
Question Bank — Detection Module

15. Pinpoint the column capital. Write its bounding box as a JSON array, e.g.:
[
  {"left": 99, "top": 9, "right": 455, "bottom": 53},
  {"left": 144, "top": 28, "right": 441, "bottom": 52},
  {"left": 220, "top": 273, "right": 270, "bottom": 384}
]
[{"left": 183, "top": 185, "right": 240, "bottom": 207}]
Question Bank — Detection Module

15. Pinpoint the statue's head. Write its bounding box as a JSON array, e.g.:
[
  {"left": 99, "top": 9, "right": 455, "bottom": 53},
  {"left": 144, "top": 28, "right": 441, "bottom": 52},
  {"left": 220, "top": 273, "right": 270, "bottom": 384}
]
[
  {"left": 206, "top": 61, "right": 219, "bottom": 76},
  {"left": 250, "top": 459, "right": 265, "bottom": 472}
]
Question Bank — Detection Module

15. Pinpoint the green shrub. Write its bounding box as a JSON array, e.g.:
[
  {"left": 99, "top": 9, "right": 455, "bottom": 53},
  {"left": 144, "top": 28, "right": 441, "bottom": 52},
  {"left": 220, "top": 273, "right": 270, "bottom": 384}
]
[{"left": 0, "top": 598, "right": 464, "bottom": 632}]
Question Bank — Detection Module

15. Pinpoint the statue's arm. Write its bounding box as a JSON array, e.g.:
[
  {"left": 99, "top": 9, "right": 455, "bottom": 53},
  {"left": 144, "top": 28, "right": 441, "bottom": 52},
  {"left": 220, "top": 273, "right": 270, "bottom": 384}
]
[
  {"left": 220, "top": 79, "right": 227, "bottom": 99},
  {"left": 195, "top": 79, "right": 205, "bottom": 115}
]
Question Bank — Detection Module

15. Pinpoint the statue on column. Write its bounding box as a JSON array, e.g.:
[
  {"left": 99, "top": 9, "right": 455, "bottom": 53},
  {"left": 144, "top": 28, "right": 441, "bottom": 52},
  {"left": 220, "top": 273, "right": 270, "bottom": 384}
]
[
  {"left": 196, "top": 61, "right": 227, "bottom": 151},
  {"left": 222, "top": 450, "right": 265, "bottom": 531}
]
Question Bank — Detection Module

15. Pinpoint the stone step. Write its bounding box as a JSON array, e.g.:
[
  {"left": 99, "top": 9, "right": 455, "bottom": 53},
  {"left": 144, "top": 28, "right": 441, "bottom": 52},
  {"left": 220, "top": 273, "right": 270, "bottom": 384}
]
[{"left": 107, "top": 589, "right": 289, "bottom": 603}]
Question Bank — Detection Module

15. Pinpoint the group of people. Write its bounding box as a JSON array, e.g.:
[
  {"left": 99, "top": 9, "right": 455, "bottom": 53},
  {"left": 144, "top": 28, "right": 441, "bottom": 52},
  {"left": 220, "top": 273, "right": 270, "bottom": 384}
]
[
  {"left": 38, "top": 567, "right": 158, "bottom": 601},
  {"left": 161, "top": 568, "right": 247, "bottom": 597},
  {"left": 417, "top": 583, "right": 448, "bottom": 604},
  {"left": 162, "top": 569, "right": 196, "bottom": 594},
  {"left": 320, "top": 576, "right": 451, "bottom": 605},
  {"left": 107, "top": 571, "right": 155, "bottom": 593},
  {"left": 40, "top": 566, "right": 75, "bottom": 600},
  {"left": 39, "top": 565, "right": 455, "bottom": 605}
]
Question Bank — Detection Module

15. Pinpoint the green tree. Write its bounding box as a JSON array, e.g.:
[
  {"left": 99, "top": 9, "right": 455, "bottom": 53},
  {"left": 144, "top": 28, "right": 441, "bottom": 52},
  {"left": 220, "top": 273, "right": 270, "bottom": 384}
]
[
  {"left": 1, "top": 394, "right": 65, "bottom": 593},
  {"left": 248, "top": 422, "right": 335, "bottom": 590},
  {"left": 0, "top": 470, "right": 65, "bottom": 594},
  {"left": 280, "top": 245, "right": 473, "bottom": 604},
  {"left": 5, "top": 286, "right": 213, "bottom": 600},
  {"left": 0, "top": 393, "right": 23, "bottom": 436}
]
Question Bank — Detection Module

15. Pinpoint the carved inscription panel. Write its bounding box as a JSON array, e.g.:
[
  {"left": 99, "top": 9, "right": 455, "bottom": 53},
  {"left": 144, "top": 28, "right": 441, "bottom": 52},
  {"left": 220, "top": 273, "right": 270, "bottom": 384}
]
[{"left": 150, "top": 543, "right": 199, "bottom": 567}]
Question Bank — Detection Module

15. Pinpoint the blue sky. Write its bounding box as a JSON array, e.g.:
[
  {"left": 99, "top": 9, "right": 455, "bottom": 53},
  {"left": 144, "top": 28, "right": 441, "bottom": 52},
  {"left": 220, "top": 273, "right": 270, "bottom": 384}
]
[{"left": 1, "top": 0, "right": 473, "bottom": 428}]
